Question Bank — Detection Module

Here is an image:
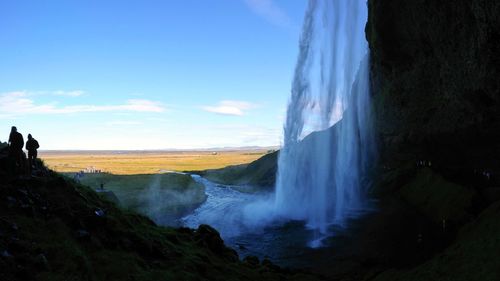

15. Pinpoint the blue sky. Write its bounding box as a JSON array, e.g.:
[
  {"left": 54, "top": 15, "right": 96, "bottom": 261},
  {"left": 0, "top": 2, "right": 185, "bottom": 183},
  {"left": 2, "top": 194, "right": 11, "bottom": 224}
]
[{"left": 0, "top": 0, "right": 307, "bottom": 149}]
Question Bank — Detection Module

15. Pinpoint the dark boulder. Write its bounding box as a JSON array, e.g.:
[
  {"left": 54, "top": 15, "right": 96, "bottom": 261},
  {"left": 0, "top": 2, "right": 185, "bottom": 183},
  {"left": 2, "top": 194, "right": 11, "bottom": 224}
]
[{"left": 195, "top": 224, "right": 238, "bottom": 262}]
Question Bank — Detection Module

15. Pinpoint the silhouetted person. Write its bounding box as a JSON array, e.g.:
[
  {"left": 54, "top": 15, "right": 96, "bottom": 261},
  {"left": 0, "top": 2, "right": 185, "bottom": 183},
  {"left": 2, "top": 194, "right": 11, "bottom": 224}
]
[
  {"left": 8, "top": 126, "right": 25, "bottom": 174},
  {"left": 26, "top": 134, "right": 40, "bottom": 170}
]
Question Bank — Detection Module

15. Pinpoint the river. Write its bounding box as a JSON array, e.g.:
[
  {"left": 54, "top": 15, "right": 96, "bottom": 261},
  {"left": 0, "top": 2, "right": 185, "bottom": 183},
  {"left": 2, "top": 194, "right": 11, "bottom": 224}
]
[{"left": 181, "top": 175, "right": 376, "bottom": 271}]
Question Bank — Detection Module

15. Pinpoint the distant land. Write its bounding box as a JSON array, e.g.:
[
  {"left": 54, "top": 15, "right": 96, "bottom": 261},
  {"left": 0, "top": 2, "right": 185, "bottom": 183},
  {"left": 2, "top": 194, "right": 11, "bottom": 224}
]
[
  {"left": 38, "top": 146, "right": 280, "bottom": 154},
  {"left": 39, "top": 147, "right": 278, "bottom": 175}
]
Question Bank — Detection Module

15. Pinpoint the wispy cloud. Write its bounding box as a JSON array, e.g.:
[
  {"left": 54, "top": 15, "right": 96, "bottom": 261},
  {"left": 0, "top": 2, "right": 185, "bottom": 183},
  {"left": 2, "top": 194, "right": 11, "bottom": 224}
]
[
  {"left": 105, "top": 120, "right": 143, "bottom": 126},
  {"left": 24, "top": 90, "right": 86, "bottom": 97},
  {"left": 201, "top": 100, "right": 258, "bottom": 116},
  {"left": 52, "top": 90, "right": 85, "bottom": 97},
  {"left": 0, "top": 91, "right": 165, "bottom": 116},
  {"left": 209, "top": 124, "right": 282, "bottom": 146},
  {"left": 244, "top": 0, "right": 291, "bottom": 27}
]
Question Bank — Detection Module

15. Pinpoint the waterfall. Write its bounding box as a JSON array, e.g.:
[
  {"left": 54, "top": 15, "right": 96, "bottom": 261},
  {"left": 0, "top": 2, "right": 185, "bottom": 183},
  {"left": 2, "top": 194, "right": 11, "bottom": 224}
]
[{"left": 274, "top": 0, "right": 375, "bottom": 241}]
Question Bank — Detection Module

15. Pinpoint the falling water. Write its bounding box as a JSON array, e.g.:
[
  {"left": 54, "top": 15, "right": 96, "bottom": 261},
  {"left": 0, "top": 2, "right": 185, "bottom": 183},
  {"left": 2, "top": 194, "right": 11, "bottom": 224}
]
[{"left": 275, "top": 0, "right": 375, "bottom": 242}]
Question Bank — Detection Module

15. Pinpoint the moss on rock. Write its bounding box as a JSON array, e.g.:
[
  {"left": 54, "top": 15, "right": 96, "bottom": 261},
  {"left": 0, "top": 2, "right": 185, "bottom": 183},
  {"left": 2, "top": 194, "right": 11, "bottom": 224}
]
[
  {"left": 399, "top": 168, "right": 477, "bottom": 224},
  {"left": 373, "top": 201, "right": 500, "bottom": 281}
]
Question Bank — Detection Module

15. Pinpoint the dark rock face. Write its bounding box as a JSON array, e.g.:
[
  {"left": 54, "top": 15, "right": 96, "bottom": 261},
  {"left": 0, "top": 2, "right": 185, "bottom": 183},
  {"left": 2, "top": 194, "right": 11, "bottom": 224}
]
[
  {"left": 367, "top": 0, "right": 500, "bottom": 210},
  {"left": 367, "top": 0, "right": 500, "bottom": 140},
  {"left": 364, "top": 1, "right": 500, "bottom": 280}
]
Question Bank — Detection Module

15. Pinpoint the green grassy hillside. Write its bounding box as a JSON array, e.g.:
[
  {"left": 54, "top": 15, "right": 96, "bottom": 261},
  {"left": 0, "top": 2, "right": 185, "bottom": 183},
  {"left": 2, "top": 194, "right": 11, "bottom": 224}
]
[
  {"left": 198, "top": 151, "right": 278, "bottom": 190},
  {"left": 373, "top": 201, "right": 500, "bottom": 281},
  {"left": 0, "top": 163, "right": 322, "bottom": 281},
  {"left": 75, "top": 173, "right": 206, "bottom": 224}
]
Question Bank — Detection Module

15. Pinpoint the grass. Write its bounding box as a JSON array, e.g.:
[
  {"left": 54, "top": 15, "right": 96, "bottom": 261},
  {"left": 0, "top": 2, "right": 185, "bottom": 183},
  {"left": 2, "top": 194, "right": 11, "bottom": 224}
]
[
  {"left": 74, "top": 173, "right": 206, "bottom": 223},
  {"left": 0, "top": 165, "right": 322, "bottom": 281},
  {"left": 399, "top": 168, "right": 477, "bottom": 224},
  {"left": 40, "top": 150, "right": 270, "bottom": 175},
  {"left": 373, "top": 201, "right": 500, "bottom": 281},
  {"left": 201, "top": 151, "right": 278, "bottom": 189},
  {"left": 37, "top": 149, "right": 274, "bottom": 225}
]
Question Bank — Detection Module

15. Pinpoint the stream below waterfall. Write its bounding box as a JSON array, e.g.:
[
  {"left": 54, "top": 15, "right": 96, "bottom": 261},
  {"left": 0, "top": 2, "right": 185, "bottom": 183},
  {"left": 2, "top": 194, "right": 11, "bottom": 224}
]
[{"left": 180, "top": 175, "right": 376, "bottom": 271}]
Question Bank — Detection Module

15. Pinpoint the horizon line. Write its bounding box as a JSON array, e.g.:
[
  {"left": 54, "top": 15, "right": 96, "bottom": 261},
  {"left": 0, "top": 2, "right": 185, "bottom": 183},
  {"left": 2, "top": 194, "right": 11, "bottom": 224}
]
[{"left": 37, "top": 146, "right": 281, "bottom": 152}]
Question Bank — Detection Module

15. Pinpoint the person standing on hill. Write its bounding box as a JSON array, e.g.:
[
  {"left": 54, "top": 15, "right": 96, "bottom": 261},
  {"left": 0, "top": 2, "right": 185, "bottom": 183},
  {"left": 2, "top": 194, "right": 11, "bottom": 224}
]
[
  {"left": 8, "top": 126, "right": 25, "bottom": 174},
  {"left": 26, "top": 134, "right": 40, "bottom": 170}
]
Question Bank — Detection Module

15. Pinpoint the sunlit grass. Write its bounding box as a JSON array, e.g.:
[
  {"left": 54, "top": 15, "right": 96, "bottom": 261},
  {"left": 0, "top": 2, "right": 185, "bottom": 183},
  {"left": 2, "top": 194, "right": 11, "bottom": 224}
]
[
  {"left": 40, "top": 150, "right": 269, "bottom": 175},
  {"left": 74, "top": 173, "right": 206, "bottom": 222}
]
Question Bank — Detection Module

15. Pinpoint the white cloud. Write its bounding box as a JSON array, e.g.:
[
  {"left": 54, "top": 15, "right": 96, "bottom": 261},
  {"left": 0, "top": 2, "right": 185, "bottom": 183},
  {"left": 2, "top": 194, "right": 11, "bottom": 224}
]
[
  {"left": 0, "top": 91, "right": 165, "bottom": 116},
  {"left": 201, "top": 100, "right": 258, "bottom": 116},
  {"left": 244, "top": 0, "right": 291, "bottom": 27},
  {"left": 105, "top": 120, "right": 143, "bottom": 126},
  {"left": 53, "top": 90, "right": 85, "bottom": 97}
]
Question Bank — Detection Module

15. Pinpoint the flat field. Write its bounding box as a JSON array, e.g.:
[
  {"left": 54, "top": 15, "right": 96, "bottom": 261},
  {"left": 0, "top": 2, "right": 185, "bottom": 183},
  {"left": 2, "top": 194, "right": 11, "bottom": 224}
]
[{"left": 40, "top": 150, "right": 271, "bottom": 175}]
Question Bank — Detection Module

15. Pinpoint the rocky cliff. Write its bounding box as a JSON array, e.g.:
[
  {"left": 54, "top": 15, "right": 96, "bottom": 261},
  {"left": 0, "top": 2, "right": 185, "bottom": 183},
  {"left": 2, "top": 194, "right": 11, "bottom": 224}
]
[
  {"left": 367, "top": 0, "right": 500, "bottom": 138},
  {"left": 367, "top": 0, "right": 500, "bottom": 171},
  {"left": 364, "top": 1, "right": 500, "bottom": 280}
]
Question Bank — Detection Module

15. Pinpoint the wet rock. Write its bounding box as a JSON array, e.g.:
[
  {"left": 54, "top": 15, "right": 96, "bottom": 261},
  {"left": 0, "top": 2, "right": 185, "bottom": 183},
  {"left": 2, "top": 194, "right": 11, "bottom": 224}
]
[
  {"left": 195, "top": 225, "right": 225, "bottom": 253},
  {"left": 94, "top": 208, "right": 106, "bottom": 217},
  {"left": 195, "top": 224, "right": 238, "bottom": 261}
]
